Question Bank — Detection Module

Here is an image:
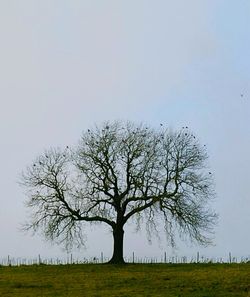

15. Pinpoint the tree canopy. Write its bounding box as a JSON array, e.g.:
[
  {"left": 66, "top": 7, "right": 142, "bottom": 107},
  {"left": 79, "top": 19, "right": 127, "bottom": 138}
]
[{"left": 21, "top": 121, "right": 217, "bottom": 263}]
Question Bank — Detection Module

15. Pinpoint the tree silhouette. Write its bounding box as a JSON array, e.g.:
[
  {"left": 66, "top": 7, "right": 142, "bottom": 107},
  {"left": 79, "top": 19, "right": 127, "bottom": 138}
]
[{"left": 21, "top": 121, "right": 217, "bottom": 264}]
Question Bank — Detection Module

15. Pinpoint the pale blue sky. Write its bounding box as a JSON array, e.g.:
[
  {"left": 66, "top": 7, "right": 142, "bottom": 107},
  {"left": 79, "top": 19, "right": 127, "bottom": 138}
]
[{"left": 0, "top": 1, "right": 249, "bottom": 260}]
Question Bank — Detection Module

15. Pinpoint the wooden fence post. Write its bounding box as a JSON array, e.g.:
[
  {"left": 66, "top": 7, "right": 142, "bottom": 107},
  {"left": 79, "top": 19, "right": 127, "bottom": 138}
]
[{"left": 197, "top": 252, "right": 200, "bottom": 263}]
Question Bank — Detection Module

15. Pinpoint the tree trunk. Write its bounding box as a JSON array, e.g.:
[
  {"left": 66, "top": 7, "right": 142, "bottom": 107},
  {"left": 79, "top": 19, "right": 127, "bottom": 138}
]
[{"left": 108, "top": 225, "right": 125, "bottom": 264}]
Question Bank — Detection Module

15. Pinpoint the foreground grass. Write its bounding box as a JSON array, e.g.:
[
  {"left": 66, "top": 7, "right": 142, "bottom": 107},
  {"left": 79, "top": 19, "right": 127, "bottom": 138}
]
[{"left": 0, "top": 263, "right": 249, "bottom": 296}]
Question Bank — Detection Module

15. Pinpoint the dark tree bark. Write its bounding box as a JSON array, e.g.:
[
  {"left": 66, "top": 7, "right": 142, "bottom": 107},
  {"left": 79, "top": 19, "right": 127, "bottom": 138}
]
[{"left": 108, "top": 224, "right": 125, "bottom": 264}]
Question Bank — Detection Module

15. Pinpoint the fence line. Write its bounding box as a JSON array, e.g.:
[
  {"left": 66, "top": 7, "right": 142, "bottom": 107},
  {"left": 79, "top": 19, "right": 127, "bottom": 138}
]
[{"left": 0, "top": 252, "right": 249, "bottom": 266}]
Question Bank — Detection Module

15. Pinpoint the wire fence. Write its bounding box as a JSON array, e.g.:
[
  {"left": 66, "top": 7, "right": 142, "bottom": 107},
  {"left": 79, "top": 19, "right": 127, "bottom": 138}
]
[{"left": 0, "top": 252, "right": 249, "bottom": 266}]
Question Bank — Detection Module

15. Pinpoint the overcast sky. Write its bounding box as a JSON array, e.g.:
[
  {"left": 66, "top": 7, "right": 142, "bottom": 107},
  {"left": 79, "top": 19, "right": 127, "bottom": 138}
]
[{"left": 0, "top": 1, "right": 249, "bottom": 261}]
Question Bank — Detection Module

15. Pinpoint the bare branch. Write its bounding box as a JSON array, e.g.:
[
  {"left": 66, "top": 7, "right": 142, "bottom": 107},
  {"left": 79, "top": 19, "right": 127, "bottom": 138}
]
[{"left": 21, "top": 121, "right": 217, "bottom": 253}]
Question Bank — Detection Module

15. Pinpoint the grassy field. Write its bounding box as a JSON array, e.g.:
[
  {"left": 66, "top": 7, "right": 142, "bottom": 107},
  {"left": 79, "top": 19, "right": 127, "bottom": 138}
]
[{"left": 0, "top": 263, "right": 249, "bottom": 297}]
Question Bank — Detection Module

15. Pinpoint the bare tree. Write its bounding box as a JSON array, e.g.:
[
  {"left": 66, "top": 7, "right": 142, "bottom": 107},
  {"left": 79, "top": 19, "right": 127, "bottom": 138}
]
[{"left": 21, "top": 121, "right": 217, "bottom": 264}]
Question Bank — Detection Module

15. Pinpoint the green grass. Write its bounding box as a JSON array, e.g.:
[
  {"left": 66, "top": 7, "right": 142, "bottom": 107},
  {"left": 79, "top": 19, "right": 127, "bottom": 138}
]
[{"left": 0, "top": 263, "right": 249, "bottom": 296}]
